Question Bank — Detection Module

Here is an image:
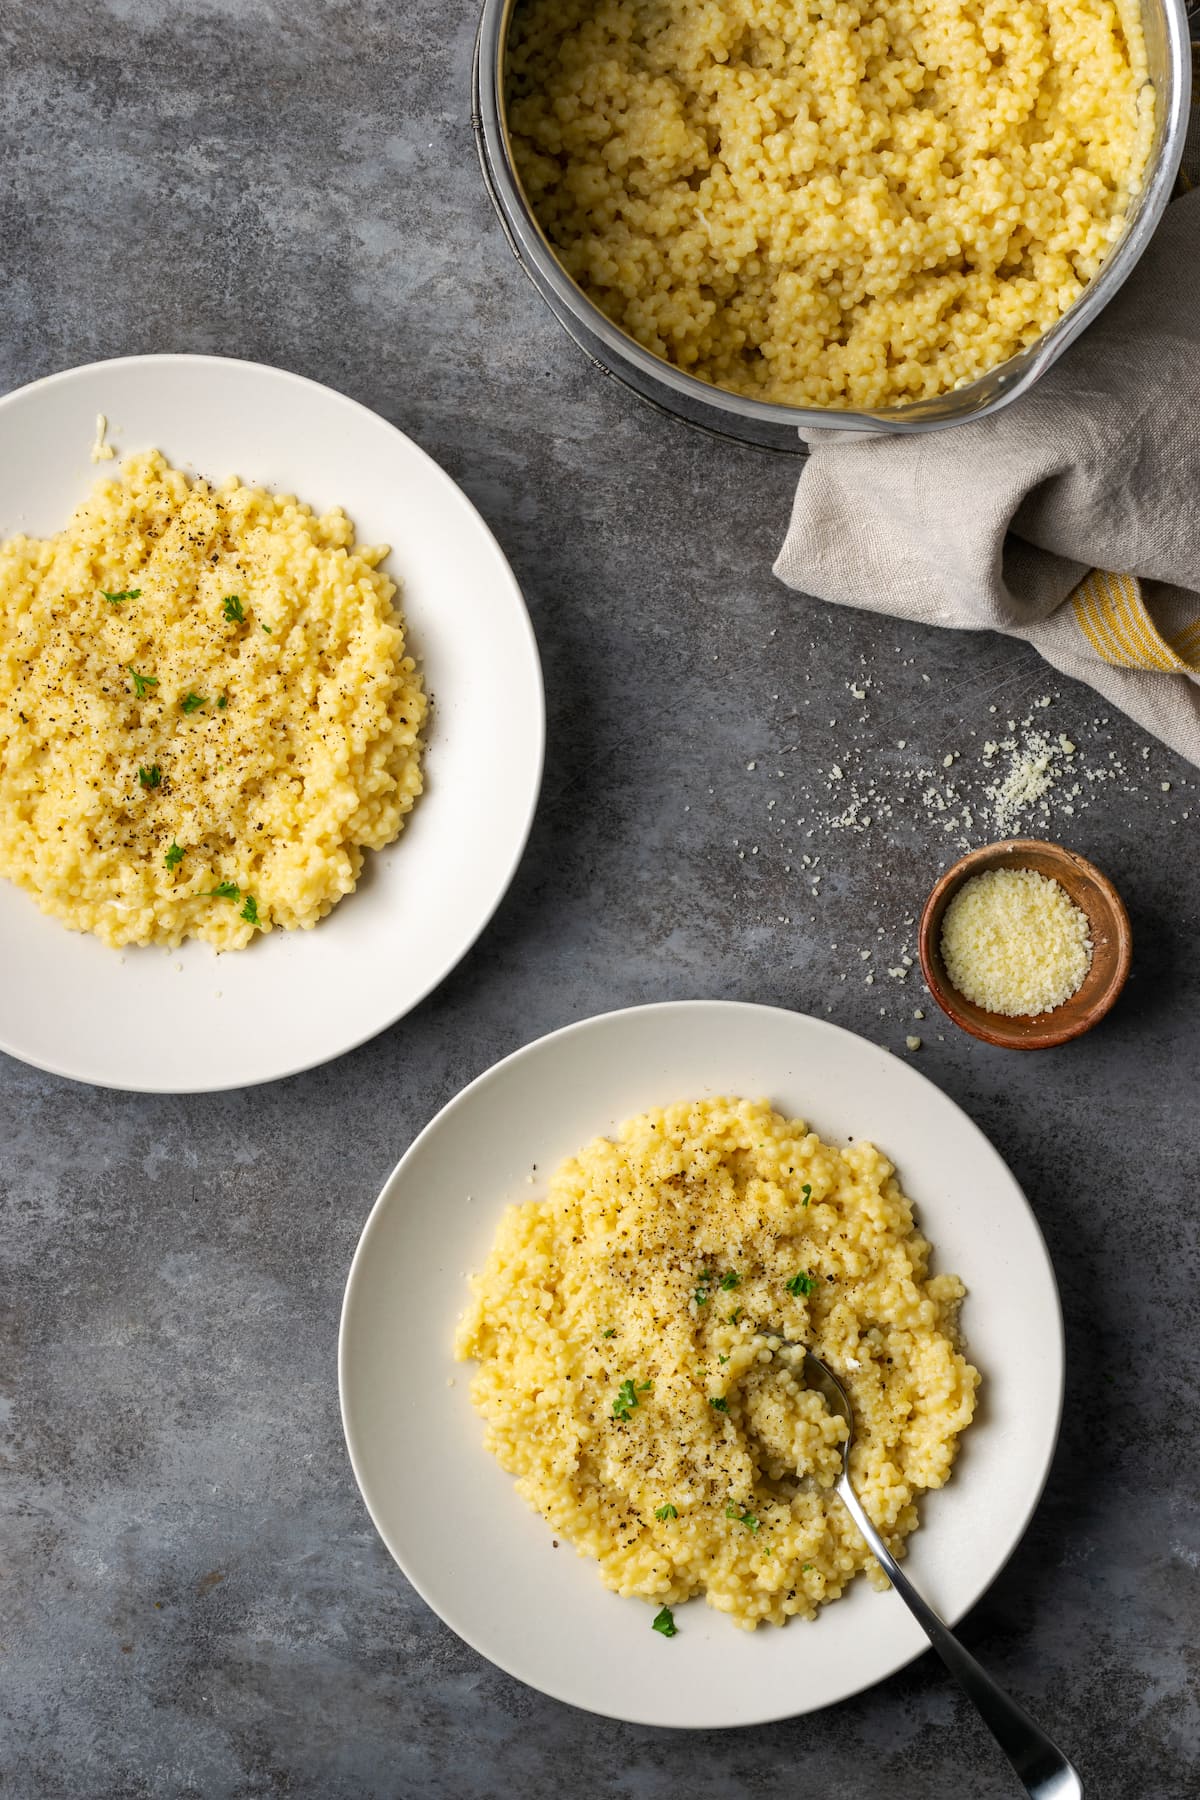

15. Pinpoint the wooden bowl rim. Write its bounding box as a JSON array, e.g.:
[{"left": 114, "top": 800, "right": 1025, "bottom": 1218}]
[{"left": 917, "top": 838, "right": 1132, "bottom": 1051}]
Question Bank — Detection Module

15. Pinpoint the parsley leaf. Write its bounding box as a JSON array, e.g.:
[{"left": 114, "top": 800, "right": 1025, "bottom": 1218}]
[
  {"left": 719, "top": 1271, "right": 741, "bottom": 1291},
  {"left": 261, "top": 623, "right": 272, "bottom": 633},
  {"left": 718, "top": 1353, "right": 730, "bottom": 1365},
  {"left": 801, "top": 1183, "right": 812, "bottom": 1207},
  {"left": 216, "top": 695, "right": 228, "bottom": 710},
  {"left": 801, "top": 1563, "right": 814, "bottom": 1572},
  {"left": 137, "top": 764, "right": 162, "bottom": 790},
  {"left": 725, "top": 1502, "right": 760, "bottom": 1532},
  {"left": 127, "top": 665, "right": 158, "bottom": 698},
  {"left": 612, "top": 1379, "right": 640, "bottom": 1421},
  {"left": 222, "top": 595, "right": 245, "bottom": 623},
  {"left": 728, "top": 1307, "right": 743, "bottom": 1325},
  {"left": 181, "top": 692, "right": 207, "bottom": 714},
  {"left": 654, "top": 1504, "right": 678, "bottom": 1522},
  {"left": 164, "top": 841, "right": 184, "bottom": 871},
  {"left": 102, "top": 588, "right": 140, "bottom": 605},
  {"left": 240, "top": 895, "right": 259, "bottom": 926},
  {"left": 709, "top": 1396, "right": 728, "bottom": 1413},
  {"left": 601, "top": 1328, "right": 615, "bottom": 1339},
  {"left": 652, "top": 1606, "right": 677, "bottom": 1638},
  {"left": 205, "top": 881, "right": 240, "bottom": 900},
  {"left": 786, "top": 1271, "right": 818, "bottom": 1297},
  {"left": 693, "top": 1286, "right": 710, "bottom": 1307}
]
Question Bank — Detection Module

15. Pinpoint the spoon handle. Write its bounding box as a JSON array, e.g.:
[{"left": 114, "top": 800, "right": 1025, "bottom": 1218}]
[{"left": 836, "top": 1477, "right": 1082, "bottom": 1800}]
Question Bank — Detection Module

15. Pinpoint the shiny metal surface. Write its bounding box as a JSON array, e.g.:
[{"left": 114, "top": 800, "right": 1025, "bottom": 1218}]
[
  {"left": 473, "top": 0, "right": 1192, "bottom": 450},
  {"left": 780, "top": 1344, "right": 1083, "bottom": 1799}
]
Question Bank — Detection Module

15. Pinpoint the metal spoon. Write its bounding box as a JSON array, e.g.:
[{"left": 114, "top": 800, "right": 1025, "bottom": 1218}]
[{"left": 776, "top": 1343, "right": 1082, "bottom": 1800}]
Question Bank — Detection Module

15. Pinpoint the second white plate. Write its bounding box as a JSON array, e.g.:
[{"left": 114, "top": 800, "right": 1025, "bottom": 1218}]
[
  {"left": 0, "top": 355, "right": 544, "bottom": 1091},
  {"left": 340, "top": 1001, "right": 1064, "bottom": 1728}
]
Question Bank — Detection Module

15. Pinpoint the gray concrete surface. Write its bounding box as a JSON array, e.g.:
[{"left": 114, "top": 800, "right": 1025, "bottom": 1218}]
[{"left": 2, "top": 3, "right": 1198, "bottom": 1796}]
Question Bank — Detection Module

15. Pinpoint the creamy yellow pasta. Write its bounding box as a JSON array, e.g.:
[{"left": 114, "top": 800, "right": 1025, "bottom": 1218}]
[
  {"left": 456, "top": 1096, "right": 979, "bottom": 1628},
  {"left": 0, "top": 452, "right": 425, "bottom": 948}
]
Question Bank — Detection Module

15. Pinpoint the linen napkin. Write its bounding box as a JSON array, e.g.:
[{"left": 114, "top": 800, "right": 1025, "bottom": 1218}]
[{"left": 775, "top": 186, "right": 1200, "bottom": 766}]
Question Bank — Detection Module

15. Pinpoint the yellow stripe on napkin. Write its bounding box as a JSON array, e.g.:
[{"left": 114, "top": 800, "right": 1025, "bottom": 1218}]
[{"left": 1069, "top": 568, "right": 1200, "bottom": 673}]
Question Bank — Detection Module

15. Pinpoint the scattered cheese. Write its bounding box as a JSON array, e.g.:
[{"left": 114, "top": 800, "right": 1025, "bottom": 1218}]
[
  {"left": 988, "top": 737, "right": 1057, "bottom": 832},
  {"left": 941, "top": 868, "right": 1093, "bottom": 1017},
  {"left": 906, "top": 1035, "right": 922, "bottom": 1051},
  {"left": 90, "top": 413, "right": 115, "bottom": 462}
]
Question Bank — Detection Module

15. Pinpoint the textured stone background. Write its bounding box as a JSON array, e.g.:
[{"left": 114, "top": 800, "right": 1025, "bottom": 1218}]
[{"left": 2, "top": 3, "right": 1198, "bottom": 1796}]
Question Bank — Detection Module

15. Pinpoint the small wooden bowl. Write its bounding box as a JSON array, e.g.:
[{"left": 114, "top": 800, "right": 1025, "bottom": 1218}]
[{"left": 918, "top": 839, "right": 1132, "bottom": 1050}]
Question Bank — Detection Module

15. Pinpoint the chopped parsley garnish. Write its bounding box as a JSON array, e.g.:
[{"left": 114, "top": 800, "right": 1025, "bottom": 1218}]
[
  {"left": 719, "top": 1271, "right": 741, "bottom": 1291},
  {"left": 240, "top": 895, "right": 259, "bottom": 926},
  {"left": 164, "top": 842, "right": 184, "bottom": 871},
  {"left": 261, "top": 623, "right": 272, "bottom": 633},
  {"left": 728, "top": 1307, "right": 743, "bottom": 1325},
  {"left": 651, "top": 1606, "right": 677, "bottom": 1638},
  {"left": 709, "top": 1396, "right": 728, "bottom": 1413},
  {"left": 137, "top": 764, "right": 162, "bottom": 790},
  {"left": 181, "top": 692, "right": 208, "bottom": 714},
  {"left": 698, "top": 1268, "right": 713, "bottom": 1282},
  {"left": 725, "top": 1503, "right": 760, "bottom": 1532},
  {"left": 718, "top": 1353, "right": 730, "bottom": 1365},
  {"left": 205, "top": 881, "right": 240, "bottom": 900},
  {"left": 102, "top": 588, "right": 140, "bottom": 605},
  {"left": 801, "top": 1563, "right": 814, "bottom": 1572},
  {"left": 654, "top": 1504, "right": 678, "bottom": 1522},
  {"left": 216, "top": 695, "right": 228, "bottom": 710},
  {"left": 601, "top": 1328, "right": 616, "bottom": 1339},
  {"left": 222, "top": 594, "right": 245, "bottom": 623},
  {"left": 801, "top": 1184, "right": 813, "bottom": 1207},
  {"left": 127, "top": 665, "right": 158, "bottom": 697},
  {"left": 693, "top": 1286, "right": 710, "bottom": 1307},
  {"left": 786, "top": 1271, "right": 818, "bottom": 1297},
  {"left": 612, "top": 1378, "right": 652, "bottom": 1421}
]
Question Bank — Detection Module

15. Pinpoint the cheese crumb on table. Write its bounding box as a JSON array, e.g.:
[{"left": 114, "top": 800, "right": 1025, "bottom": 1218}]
[{"left": 941, "top": 868, "right": 1092, "bottom": 1017}]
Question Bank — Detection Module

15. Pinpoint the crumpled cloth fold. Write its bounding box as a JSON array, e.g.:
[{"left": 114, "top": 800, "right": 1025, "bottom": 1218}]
[{"left": 775, "top": 189, "right": 1200, "bottom": 765}]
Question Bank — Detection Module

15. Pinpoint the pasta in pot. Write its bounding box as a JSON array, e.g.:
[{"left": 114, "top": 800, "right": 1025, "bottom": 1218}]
[{"left": 507, "top": 0, "right": 1155, "bottom": 409}]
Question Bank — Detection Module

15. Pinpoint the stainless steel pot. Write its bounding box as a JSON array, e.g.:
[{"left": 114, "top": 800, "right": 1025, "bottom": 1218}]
[{"left": 473, "top": 0, "right": 1193, "bottom": 451}]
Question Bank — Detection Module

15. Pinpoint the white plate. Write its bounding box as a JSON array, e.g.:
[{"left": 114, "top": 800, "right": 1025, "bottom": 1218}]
[
  {"left": 0, "top": 355, "right": 543, "bottom": 1091},
  {"left": 339, "top": 1001, "right": 1064, "bottom": 1728}
]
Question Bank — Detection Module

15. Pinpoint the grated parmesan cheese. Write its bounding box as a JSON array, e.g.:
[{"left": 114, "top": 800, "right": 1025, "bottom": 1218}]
[
  {"left": 90, "top": 412, "right": 115, "bottom": 462},
  {"left": 941, "top": 868, "right": 1092, "bottom": 1017}
]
